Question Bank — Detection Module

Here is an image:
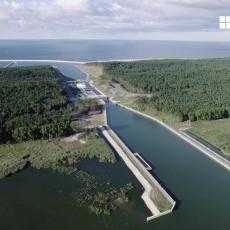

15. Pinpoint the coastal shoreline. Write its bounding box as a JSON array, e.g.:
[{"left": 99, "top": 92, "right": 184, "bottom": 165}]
[
  {"left": 0, "top": 57, "right": 201, "bottom": 66},
  {"left": 0, "top": 59, "right": 86, "bottom": 64}
]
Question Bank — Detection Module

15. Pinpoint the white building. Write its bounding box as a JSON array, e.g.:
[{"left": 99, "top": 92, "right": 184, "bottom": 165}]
[{"left": 76, "top": 83, "right": 87, "bottom": 91}]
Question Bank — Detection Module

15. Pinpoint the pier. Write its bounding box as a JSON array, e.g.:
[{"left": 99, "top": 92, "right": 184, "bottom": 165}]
[
  {"left": 4, "top": 62, "right": 15, "bottom": 68},
  {"left": 101, "top": 125, "right": 176, "bottom": 221},
  {"left": 66, "top": 80, "right": 88, "bottom": 84},
  {"left": 134, "top": 153, "right": 152, "bottom": 171}
]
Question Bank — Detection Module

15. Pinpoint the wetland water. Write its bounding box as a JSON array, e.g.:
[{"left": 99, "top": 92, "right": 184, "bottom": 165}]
[{"left": 1, "top": 40, "right": 230, "bottom": 229}]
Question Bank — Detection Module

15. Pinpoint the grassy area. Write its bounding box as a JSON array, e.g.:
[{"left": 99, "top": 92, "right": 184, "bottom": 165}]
[
  {"left": 112, "top": 96, "right": 137, "bottom": 105},
  {"left": 150, "top": 188, "right": 172, "bottom": 212},
  {"left": 0, "top": 132, "right": 116, "bottom": 179},
  {"left": 81, "top": 63, "right": 104, "bottom": 78},
  {"left": 189, "top": 119, "right": 230, "bottom": 154},
  {"left": 80, "top": 63, "right": 109, "bottom": 95}
]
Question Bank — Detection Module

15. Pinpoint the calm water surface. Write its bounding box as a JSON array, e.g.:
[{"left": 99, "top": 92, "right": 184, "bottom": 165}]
[
  {"left": 1, "top": 40, "right": 230, "bottom": 60},
  {"left": 13, "top": 61, "right": 86, "bottom": 79},
  {"left": 107, "top": 102, "right": 230, "bottom": 230}
]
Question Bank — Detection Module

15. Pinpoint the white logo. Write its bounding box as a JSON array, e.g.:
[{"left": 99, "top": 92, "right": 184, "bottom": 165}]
[{"left": 219, "top": 16, "right": 230, "bottom": 29}]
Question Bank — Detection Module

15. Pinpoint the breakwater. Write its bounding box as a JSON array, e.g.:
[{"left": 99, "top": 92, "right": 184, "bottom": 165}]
[
  {"left": 101, "top": 102, "right": 175, "bottom": 221},
  {"left": 101, "top": 125, "right": 176, "bottom": 221},
  {"left": 134, "top": 153, "right": 152, "bottom": 171}
]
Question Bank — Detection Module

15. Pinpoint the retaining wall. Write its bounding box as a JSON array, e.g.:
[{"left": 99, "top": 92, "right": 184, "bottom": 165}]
[
  {"left": 101, "top": 124, "right": 176, "bottom": 221},
  {"left": 107, "top": 126, "right": 175, "bottom": 206},
  {"left": 115, "top": 102, "right": 230, "bottom": 172}
]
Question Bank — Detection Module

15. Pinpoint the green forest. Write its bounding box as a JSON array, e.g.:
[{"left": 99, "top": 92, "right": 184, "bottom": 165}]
[
  {"left": 76, "top": 98, "right": 103, "bottom": 114},
  {"left": 103, "top": 59, "right": 230, "bottom": 121},
  {"left": 0, "top": 66, "right": 72, "bottom": 143}
]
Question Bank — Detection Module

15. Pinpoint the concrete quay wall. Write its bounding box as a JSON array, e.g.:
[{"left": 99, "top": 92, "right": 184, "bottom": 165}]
[
  {"left": 115, "top": 103, "right": 230, "bottom": 172},
  {"left": 101, "top": 124, "right": 176, "bottom": 221},
  {"left": 101, "top": 127, "right": 160, "bottom": 220},
  {"left": 179, "top": 130, "right": 230, "bottom": 170},
  {"left": 107, "top": 126, "right": 176, "bottom": 207}
]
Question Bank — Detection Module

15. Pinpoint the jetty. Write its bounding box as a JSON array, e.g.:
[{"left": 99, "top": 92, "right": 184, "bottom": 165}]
[
  {"left": 4, "top": 62, "right": 15, "bottom": 68},
  {"left": 101, "top": 102, "right": 176, "bottom": 221},
  {"left": 134, "top": 153, "right": 152, "bottom": 171},
  {"left": 101, "top": 125, "right": 176, "bottom": 221}
]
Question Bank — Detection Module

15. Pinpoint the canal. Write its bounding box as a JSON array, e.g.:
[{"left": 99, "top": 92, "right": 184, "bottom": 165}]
[{"left": 106, "top": 101, "right": 230, "bottom": 229}]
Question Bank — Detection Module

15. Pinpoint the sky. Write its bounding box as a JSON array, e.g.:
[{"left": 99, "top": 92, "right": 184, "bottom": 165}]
[{"left": 1, "top": 0, "right": 230, "bottom": 41}]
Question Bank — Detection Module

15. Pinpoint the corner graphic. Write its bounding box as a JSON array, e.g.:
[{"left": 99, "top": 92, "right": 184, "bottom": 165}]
[{"left": 219, "top": 16, "right": 230, "bottom": 29}]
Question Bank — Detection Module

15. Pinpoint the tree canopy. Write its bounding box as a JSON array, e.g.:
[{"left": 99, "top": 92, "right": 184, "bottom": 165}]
[
  {"left": 103, "top": 59, "right": 230, "bottom": 121},
  {"left": 0, "top": 66, "right": 72, "bottom": 143},
  {"left": 76, "top": 98, "right": 103, "bottom": 114}
]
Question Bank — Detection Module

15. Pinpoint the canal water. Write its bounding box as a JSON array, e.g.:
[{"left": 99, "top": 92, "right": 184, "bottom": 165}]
[{"left": 106, "top": 102, "right": 230, "bottom": 230}]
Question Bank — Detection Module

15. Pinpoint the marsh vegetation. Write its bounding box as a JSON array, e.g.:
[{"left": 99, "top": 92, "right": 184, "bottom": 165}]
[
  {"left": 0, "top": 132, "right": 133, "bottom": 215},
  {"left": 0, "top": 66, "right": 133, "bottom": 216}
]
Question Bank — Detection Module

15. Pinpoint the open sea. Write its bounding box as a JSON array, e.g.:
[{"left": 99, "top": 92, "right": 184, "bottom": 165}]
[{"left": 1, "top": 40, "right": 230, "bottom": 61}]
